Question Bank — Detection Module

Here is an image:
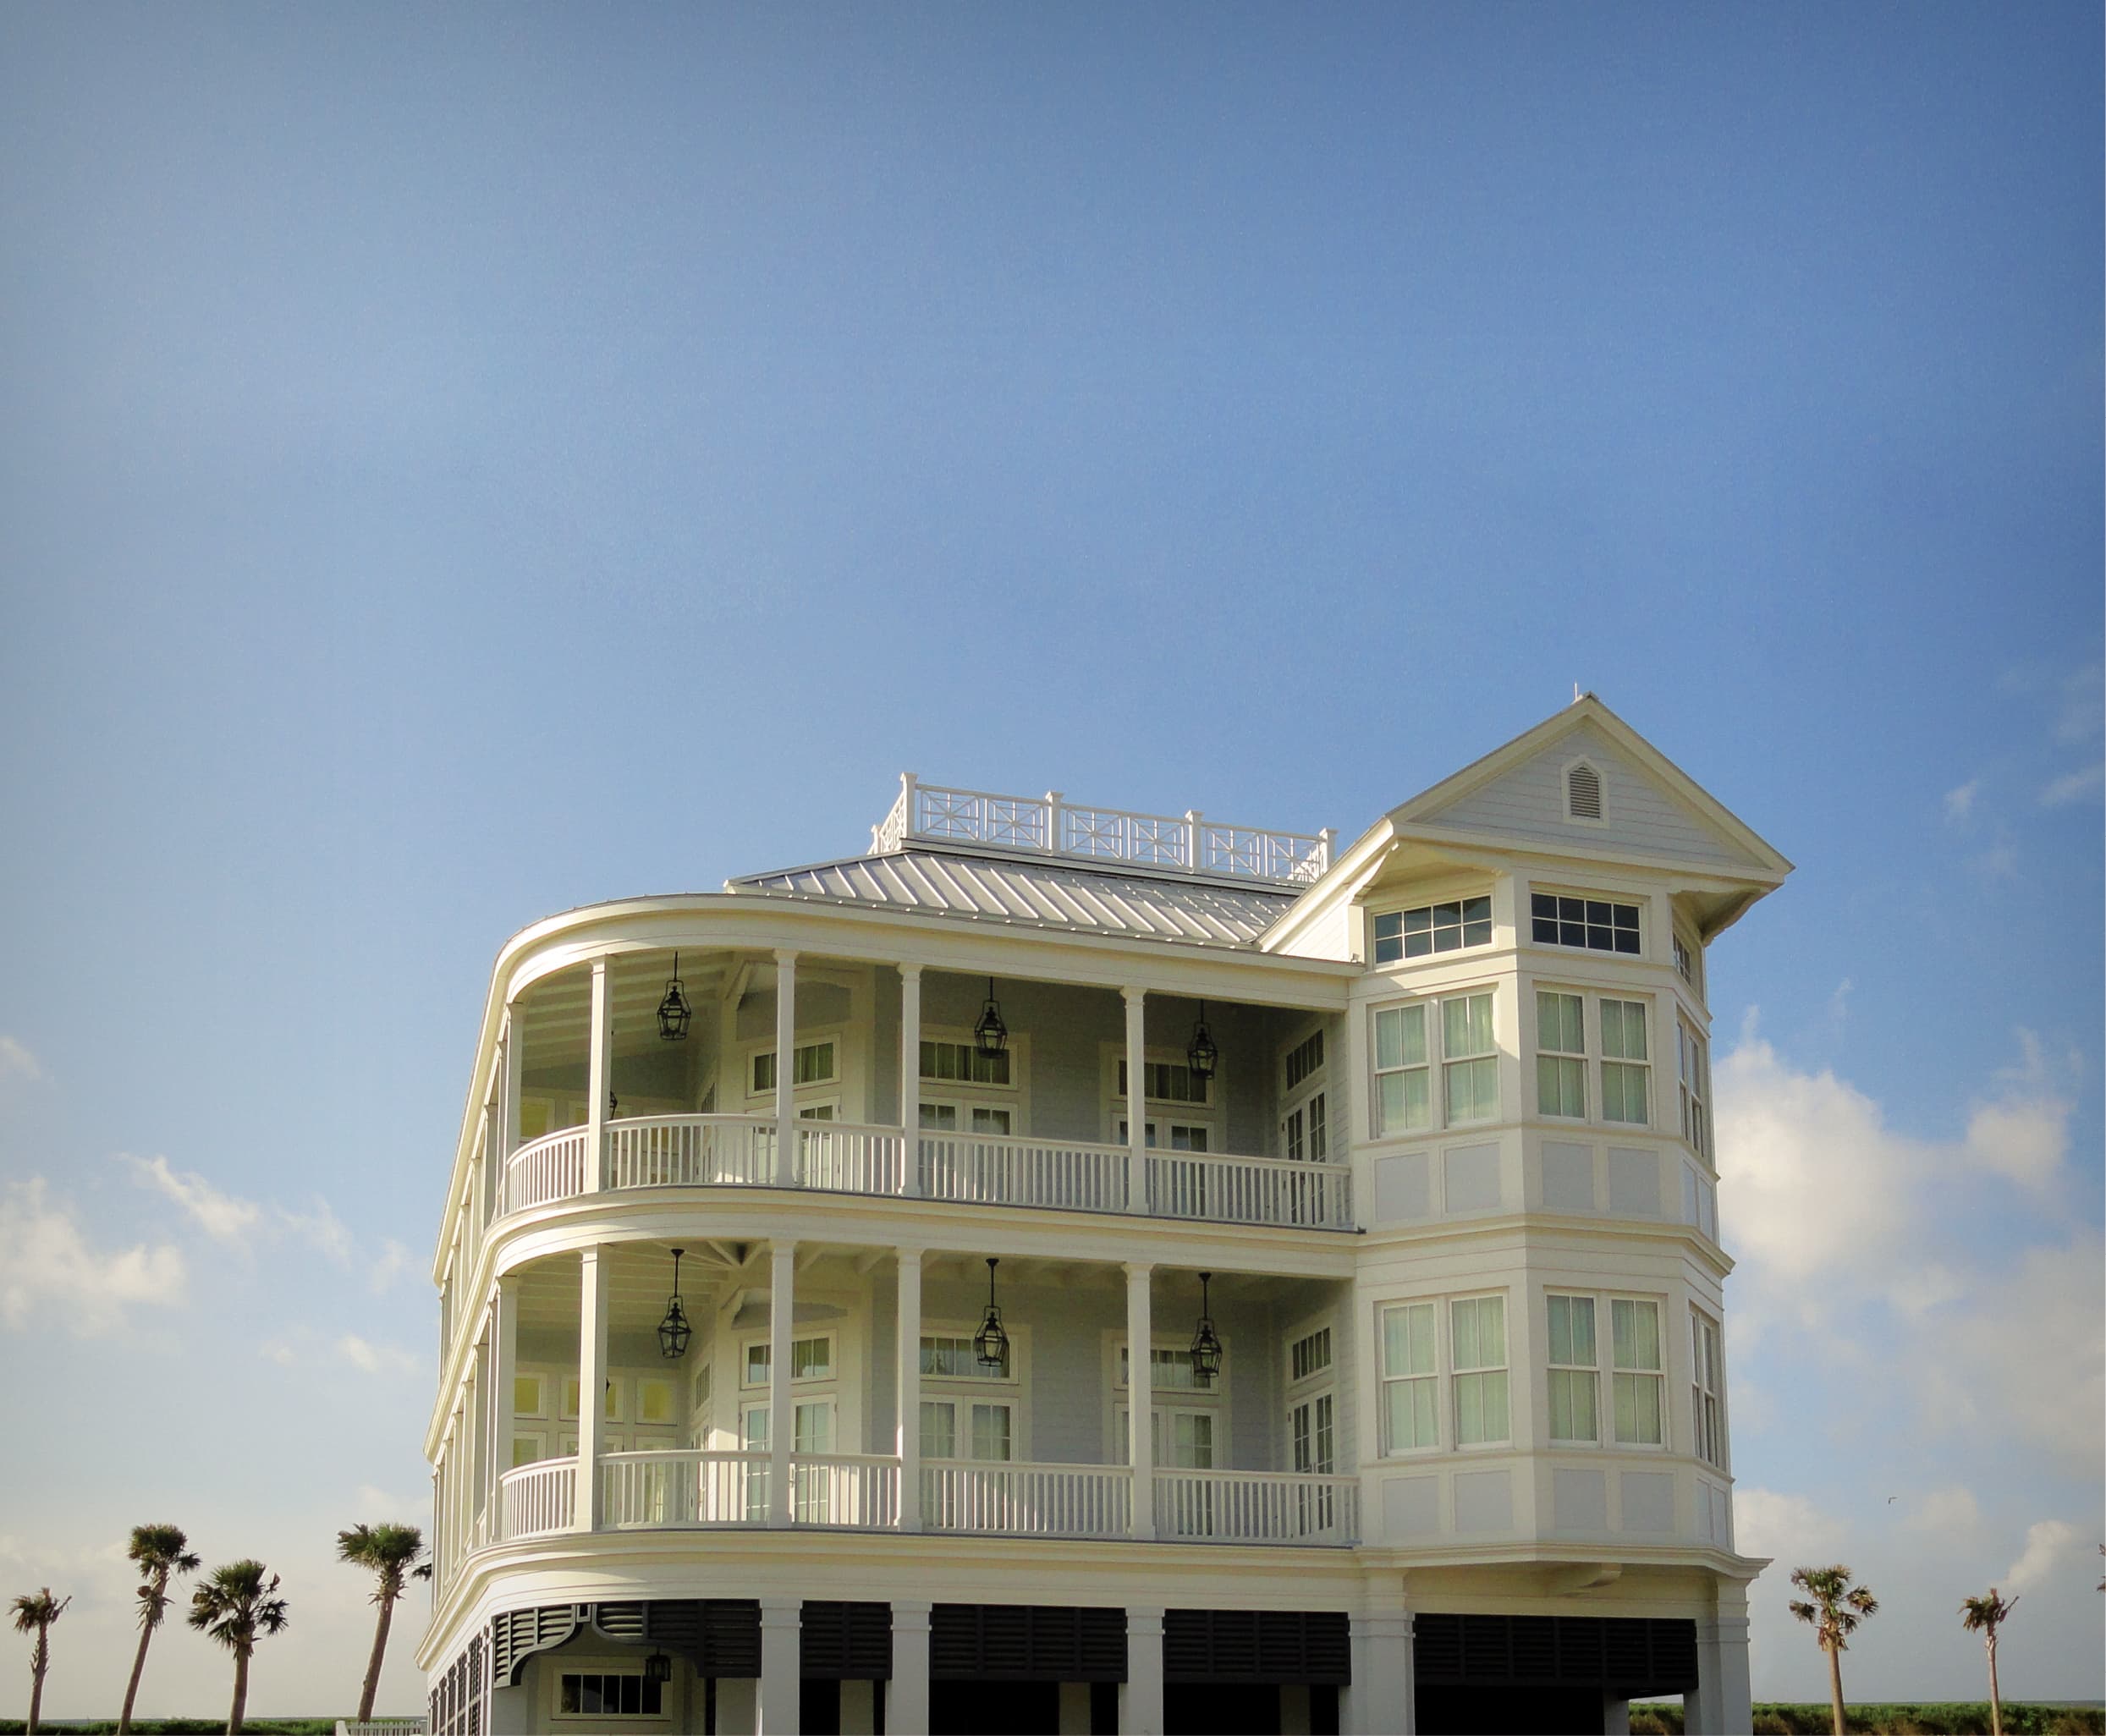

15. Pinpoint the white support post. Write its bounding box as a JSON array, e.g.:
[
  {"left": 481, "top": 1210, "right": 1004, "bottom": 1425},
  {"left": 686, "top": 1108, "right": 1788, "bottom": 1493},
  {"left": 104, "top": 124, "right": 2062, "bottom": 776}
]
[
  {"left": 896, "top": 1250, "right": 922, "bottom": 1530},
  {"left": 899, "top": 964, "right": 922, "bottom": 1196},
  {"left": 1122, "top": 987, "right": 1147, "bottom": 1214},
  {"left": 1183, "top": 810, "right": 1202, "bottom": 871},
  {"left": 491, "top": 1275, "right": 518, "bottom": 1539},
  {"left": 575, "top": 1246, "right": 608, "bottom": 1533},
  {"left": 889, "top": 1598, "right": 932, "bottom": 1734},
  {"left": 768, "top": 1240, "right": 795, "bottom": 1526},
  {"left": 465, "top": 1337, "right": 486, "bottom": 1546},
  {"left": 1689, "top": 1586, "right": 1751, "bottom": 1736},
  {"left": 1120, "top": 1606, "right": 1165, "bottom": 1735},
  {"left": 1345, "top": 1607, "right": 1414, "bottom": 1735},
  {"left": 585, "top": 960, "right": 612, "bottom": 1194},
  {"left": 757, "top": 1597, "right": 801, "bottom": 1735},
  {"left": 1044, "top": 789, "right": 1064, "bottom": 853},
  {"left": 773, "top": 950, "right": 799, "bottom": 1188},
  {"left": 1126, "top": 1262, "right": 1154, "bottom": 1539}
]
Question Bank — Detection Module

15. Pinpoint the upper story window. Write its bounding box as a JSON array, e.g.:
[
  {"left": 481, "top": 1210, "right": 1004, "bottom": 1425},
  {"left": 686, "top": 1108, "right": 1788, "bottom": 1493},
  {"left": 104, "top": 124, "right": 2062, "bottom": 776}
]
[
  {"left": 922, "top": 1332, "right": 1012, "bottom": 1382},
  {"left": 922, "top": 1039, "right": 1010, "bottom": 1087},
  {"left": 1546, "top": 1293, "right": 1665, "bottom": 1448},
  {"left": 1372, "top": 895, "right": 1493, "bottom": 963},
  {"left": 1289, "top": 1325, "right": 1333, "bottom": 1385},
  {"left": 743, "top": 1334, "right": 835, "bottom": 1387},
  {"left": 751, "top": 1040, "right": 837, "bottom": 1095},
  {"left": 1372, "top": 990, "right": 1498, "bottom": 1134},
  {"left": 1118, "top": 1058, "right": 1210, "bottom": 1106},
  {"left": 1536, "top": 990, "right": 1652, "bottom": 1129},
  {"left": 1599, "top": 999, "right": 1652, "bottom": 1126},
  {"left": 1691, "top": 1307, "right": 1724, "bottom": 1468},
  {"left": 1531, "top": 892, "right": 1641, "bottom": 955},
  {"left": 1677, "top": 1021, "right": 1711, "bottom": 1158},
  {"left": 1284, "top": 1030, "right": 1326, "bottom": 1090},
  {"left": 1118, "top": 1343, "right": 1226, "bottom": 1393},
  {"left": 1672, "top": 932, "right": 1696, "bottom": 984}
]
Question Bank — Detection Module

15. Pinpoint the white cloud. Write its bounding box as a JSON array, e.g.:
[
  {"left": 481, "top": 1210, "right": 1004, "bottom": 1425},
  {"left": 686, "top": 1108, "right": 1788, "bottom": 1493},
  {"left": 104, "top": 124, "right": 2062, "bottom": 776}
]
[
  {"left": 0, "top": 1178, "right": 188, "bottom": 1334},
  {"left": 354, "top": 1482, "right": 424, "bottom": 1522},
  {"left": 278, "top": 1196, "right": 355, "bottom": 1266},
  {"left": 338, "top": 1333, "right": 421, "bottom": 1377},
  {"left": 368, "top": 1237, "right": 413, "bottom": 1295},
  {"left": 259, "top": 1338, "right": 298, "bottom": 1367},
  {"left": 1962, "top": 1095, "right": 2070, "bottom": 1189},
  {"left": 2004, "top": 1519, "right": 2083, "bottom": 1593},
  {"left": 2053, "top": 662, "right": 2103, "bottom": 745},
  {"left": 1736, "top": 1487, "right": 1850, "bottom": 1564},
  {"left": 0, "top": 1036, "right": 44, "bottom": 1084},
  {"left": 1900, "top": 1486, "right": 1983, "bottom": 1538},
  {"left": 1942, "top": 779, "right": 1980, "bottom": 823},
  {"left": 127, "top": 1153, "right": 264, "bottom": 1247},
  {"left": 2040, "top": 761, "right": 2103, "bottom": 806},
  {"left": 1967, "top": 828, "right": 2018, "bottom": 879}
]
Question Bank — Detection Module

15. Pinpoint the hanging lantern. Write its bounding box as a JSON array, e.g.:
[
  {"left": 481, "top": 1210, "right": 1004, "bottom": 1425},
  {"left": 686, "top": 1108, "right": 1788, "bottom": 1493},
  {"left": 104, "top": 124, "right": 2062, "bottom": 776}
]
[
  {"left": 974, "top": 1257, "right": 1009, "bottom": 1371},
  {"left": 1186, "top": 1002, "right": 1219, "bottom": 1081},
  {"left": 609, "top": 1090, "right": 619, "bottom": 1119},
  {"left": 657, "top": 952, "right": 693, "bottom": 1041},
  {"left": 1189, "top": 1271, "right": 1223, "bottom": 1386},
  {"left": 974, "top": 977, "right": 1008, "bottom": 1061},
  {"left": 643, "top": 1652, "right": 673, "bottom": 1685},
  {"left": 657, "top": 1248, "right": 692, "bottom": 1360}
]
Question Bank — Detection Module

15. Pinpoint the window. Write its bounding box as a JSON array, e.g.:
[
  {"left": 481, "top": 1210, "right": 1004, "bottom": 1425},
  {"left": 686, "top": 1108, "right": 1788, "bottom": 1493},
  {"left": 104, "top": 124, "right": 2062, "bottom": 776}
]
[
  {"left": 1678, "top": 1022, "right": 1710, "bottom": 1157},
  {"left": 920, "top": 1101, "right": 1013, "bottom": 1135},
  {"left": 1118, "top": 1405, "right": 1216, "bottom": 1469},
  {"left": 1672, "top": 932, "right": 1696, "bottom": 985},
  {"left": 1536, "top": 991, "right": 1586, "bottom": 1118},
  {"left": 1119, "top": 1343, "right": 1223, "bottom": 1393},
  {"left": 1284, "top": 1030, "right": 1326, "bottom": 1090},
  {"left": 1289, "top": 1392, "right": 1335, "bottom": 1475},
  {"left": 921, "top": 1398, "right": 1012, "bottom": 1461},
  {"left": 1599, "top": 999, "right": 1650, "bottom": 1124},
  {"left": 635, "top": 1376, "right": 675, "bottom": 1426},
  {"left": 559, "top": 1673, "right": 662, "bottom": 1717},
  {"left": 1373, "top": 1003, "right": 1431, "bottom": 1134},
  {"left": 1282, "top": 1090, "right": 1327, "bottom": 1162},
  {"left": 1289, "top": 1327, "right": 1333, "bottom": 1384},
  {"left": 1381, "top": 1303, "right": 1438, "bottom": 1452},
  {"left": 742, "top": 1335, "right": 833, "bottom": 1387},
  {"left": 922, "top": 1333, "right": 1010, "bottom": 1381},
  {"left": 1443, "top": 992, "right": 1498, "bottom": 1123},
  {"left": 751, "top": 1041, "right": 837, "bottom": 1095},
  {"left": 1566, "top": 762, "right": 1603, "bottom": 821},
  {"left": 1691, "top": 1308, "right": 1724, "bottom": 1467},
  {"left": 921, "top": 1038, "right": 1010, "bottom": 1086},
  {"left": 1531, "top": 893, "right": 1641, "bottom": 955},
  {"left": 1372, "top": 895, "right": 1493, "bottom": 964},
  {"left": 1612, "top": 1299, "right": 1663, "bottom": 1446},
  {"left": 1546, "top": 1294, "right": 1598, "bottom": 1443},
  {"left": 1118, "top": 1058, "right": 1211, "bottom": 1105},
  {"left": 1451, "top": 1296, "right": 1510, "bottom": 1446},
  {"left": 513, "top": 1373, "right": 547, "bottom": 1419}
]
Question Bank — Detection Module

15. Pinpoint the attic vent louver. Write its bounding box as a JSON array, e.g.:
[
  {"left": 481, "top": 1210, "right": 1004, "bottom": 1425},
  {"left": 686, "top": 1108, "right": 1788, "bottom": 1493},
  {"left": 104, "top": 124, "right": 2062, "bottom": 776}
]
[{"left": 1566, "top": 762, "right": 1603, "bottom": 821}]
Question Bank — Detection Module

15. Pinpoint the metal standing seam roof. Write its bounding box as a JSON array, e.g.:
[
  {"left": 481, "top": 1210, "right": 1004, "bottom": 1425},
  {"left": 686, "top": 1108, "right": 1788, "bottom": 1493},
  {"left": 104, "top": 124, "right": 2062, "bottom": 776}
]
[{"left": 726, "top": 848, "right": 1300, "bottom": 948}]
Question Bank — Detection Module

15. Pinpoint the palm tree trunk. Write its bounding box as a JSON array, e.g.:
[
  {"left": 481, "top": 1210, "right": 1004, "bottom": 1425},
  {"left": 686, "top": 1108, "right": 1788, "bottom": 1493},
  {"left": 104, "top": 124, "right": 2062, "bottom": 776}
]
[
  {"left": 228, "top": 1644, "right": 250, "bottom": 1736},
  {"left": 118, "top": 1612, "right": 157, "bottom": 1736},
  {"left": 1827, "top": 1643, "right": 1847, "bottom": 1736},
  {"left": 1987, "top": 1638, "right": 2002, "bottom": 1736},
  {"left": 27, "top": 1631, "right": 47, "bottom": 1736},
  {"left": 357, "top": 1591, "right": 396, "bottom": 1723}
]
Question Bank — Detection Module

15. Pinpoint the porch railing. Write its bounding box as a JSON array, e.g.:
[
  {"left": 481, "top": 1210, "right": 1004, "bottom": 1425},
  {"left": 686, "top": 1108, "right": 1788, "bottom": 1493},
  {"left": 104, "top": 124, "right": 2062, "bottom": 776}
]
[
  {"left": 1156, "top": 1468, "right": 1361, "bottom": 1544},
  {"left": 793, "top": 1453, "right": 901, "bottom": 1528},
  {"left": 921, "top": 1460, "right": 1132, "bottom": 1539},
  {"left": 602, "top": 1449, "right": 767, "bottom": 1527},
  {"left": 498, "top": 1458, "right": 575, "bottom": 1540},
  {"left": 497, "top": 1117, "right": 1354, "bottom": 1230}
]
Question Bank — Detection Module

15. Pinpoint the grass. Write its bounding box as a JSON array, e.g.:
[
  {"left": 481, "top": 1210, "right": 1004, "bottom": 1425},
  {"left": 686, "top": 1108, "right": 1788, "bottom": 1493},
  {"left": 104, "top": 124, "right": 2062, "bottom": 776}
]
[{"left": 1629, "top": 1706, "right": 2105, "bottom": 1736}]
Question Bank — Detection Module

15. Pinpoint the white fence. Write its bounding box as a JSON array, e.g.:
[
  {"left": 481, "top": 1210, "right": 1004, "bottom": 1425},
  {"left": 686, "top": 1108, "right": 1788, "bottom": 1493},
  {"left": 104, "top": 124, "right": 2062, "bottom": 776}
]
[
  {"left": 498, "top": 1459, "right": 575, "bottom": 1540},
  {"left": 502, "top": 1129, "right": 590, "bottom": 1214},
  {"left": 606, "top": 1115, "right": 774, "bottom": 1189},
  {"left": 1156, "top": 1469, "right": 1360, "bottom": 1543},
  {"left": 917, "top": 1129, "right": 1133, "bottom": 1213},
  {"left": 921, "top": 1461, "right": 1132, "bottom": 1538}
]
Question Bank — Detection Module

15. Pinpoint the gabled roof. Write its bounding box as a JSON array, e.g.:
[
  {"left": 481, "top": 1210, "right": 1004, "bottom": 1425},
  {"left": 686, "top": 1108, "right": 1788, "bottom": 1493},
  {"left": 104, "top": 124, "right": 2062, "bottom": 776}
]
[{"left": 729, "top": 848, "right": 1297, "bottom": 948}]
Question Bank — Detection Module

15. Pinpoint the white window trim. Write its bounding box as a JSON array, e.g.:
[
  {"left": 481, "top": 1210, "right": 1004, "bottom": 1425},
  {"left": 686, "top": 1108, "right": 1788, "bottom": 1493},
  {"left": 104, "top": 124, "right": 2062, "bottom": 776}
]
[
  {"left": 919, "top": 1318, "right": 1026, "bottom": 1387},
  {"left": 1367, "top": 890, "right": 1498, "bottom": 965},
  {"left": 740, "top": 1026, "right": 847, "bottom": 1101},
  {"left": 1448, "top": 1292, "right": 1512, "bottom": 1452},
  {"left": 1102, "top": 1330, "right": 1229, "bottom": 1463},
  {"left": 737, "top": 1329, "right": 839, "bottom": 1392},
  {"left": 1528, "top": 884, "right": 1646, "bottom": 957},
  {"left": 1533, "top": 986, "right": 1591, "bottom": 1123},
  {"left": 1561, "top": 756, "right": 1611, "bottom": 828},
  {"left": 551, "top": 1667, "right": 670, "bottom": 1724},
  {"left": 919, "top": 1393, "right": 1022, "bottom": 1464},
  {"left": 1690, "top": 1305, "right": 1727, "bottom": 1471},
  {"left": 1102, "top": 1042, "right": 1223, "bottom": 1146},
  {"left": 1597, "top": 996, "right": 1652, "bottom": 1129},
  {"left": 1369, "top": 985, "right": 1501, "bottom": 1140},
  {"left": 1284, "top": 1311, "right": 1337, "bottom": 1393},
  {"left": 1677, "top": 1018, "right": 1712, "bottom": 1160},
  {"left": 1286, "top": 1386, "right": 1339, "bottom": 1477},
  {"left": 1544, "top": 1290, "right": 1603, "bottom": 1448},
  {"left": 1377, "top": 1299, "right": 1442, "bottom": 1458}
]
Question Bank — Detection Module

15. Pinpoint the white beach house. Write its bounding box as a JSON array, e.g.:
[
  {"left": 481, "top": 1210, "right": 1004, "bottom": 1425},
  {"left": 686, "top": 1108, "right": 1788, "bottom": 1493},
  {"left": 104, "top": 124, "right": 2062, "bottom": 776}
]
[{"left": 417, "top": 695, "right": 1786, "bottom": 1736}]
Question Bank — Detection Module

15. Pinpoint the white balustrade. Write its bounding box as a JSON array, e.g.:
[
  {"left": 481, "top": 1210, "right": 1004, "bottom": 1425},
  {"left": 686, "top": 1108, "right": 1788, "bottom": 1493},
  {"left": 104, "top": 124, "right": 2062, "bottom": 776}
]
[
  {"left": 1147, "top": 1151, "right": 1354, "bottom": 1230},
  {"left": 600, "top": 1449, "right": 770, "bottom": 1527},
  {"left": 498, "top": 1458, "right": 577, "bottom": 1540},
  {"left": 791, "top": 1453, "right": 901, "bottom": 1528},
  {"left": 1154, "top": 1470, "right": 1360, "bottom": 1544},
  {"left": 918, "top": 1130, "right": 1130, "bottom": 1213},
  {"left": 501, "top": 1129, "right": 591, "bottom": 1214},
  {"left": 797, "top": 1122, "right": 906, "bottom": 1195},
  {"left": 605, "top": 1115, "right": 774, "bottom": 1190},
  {"left": 921, "top": 1461, "right": 1132, "bottom": 1539}
]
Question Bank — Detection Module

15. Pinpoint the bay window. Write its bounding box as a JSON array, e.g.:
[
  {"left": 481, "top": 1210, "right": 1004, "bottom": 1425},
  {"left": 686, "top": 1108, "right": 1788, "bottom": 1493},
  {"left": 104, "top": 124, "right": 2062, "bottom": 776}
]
[
  {"left": 1536, "top": 991, "right": 1587, "bottom": 1118},
  {"left": 1373, "top": 1004, "right": 1431, "bottom": 1134},
  {"left": 1611, "top": 1299, "right": 1664, "bottom": 1446},
  {"left": 1691, "top": 1307, "right": 1724, "bottom": 1467},
  {"left": 1380, "top": 1302, "right": 1438, "bottom": 1452},
  {"left": 1678, "top": 1021, "right": 1710, "bottom": 1158},
  {"left": 1546, "top": 1294, "right": 1598, "bottom": 1442},
  {"left": 1442, "top": 992, "right": 1498, "bottom": 1123},
  {"left": 1599, "top": 999, "right": 1651, "bottom": 1125},
  {"left": 1451, "top": 1295, "right": 1510, "bottom": 1446}
]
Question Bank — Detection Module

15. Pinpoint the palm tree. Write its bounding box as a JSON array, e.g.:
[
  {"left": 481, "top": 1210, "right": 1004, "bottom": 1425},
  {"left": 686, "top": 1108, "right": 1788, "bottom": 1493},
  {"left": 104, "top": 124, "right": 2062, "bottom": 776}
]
[
  {"left": 1789, "top": 1563, "right": 1879, "bottom": 1736},
  {"left": 1960, "top": 1587, "right": 2019, "bottom": 1736},
  {"left": 187, "top": 1560, "right": 289, "bottom": 1736},
  {"left": 118, "top": 1523, "right": 201, "bottom": 1735},
  {"left": 9, "top": 1587, "right": 71, "bottom": 1736},
  {"left": 336, "top": 1523, "right": 432, "bottom": 1724}
]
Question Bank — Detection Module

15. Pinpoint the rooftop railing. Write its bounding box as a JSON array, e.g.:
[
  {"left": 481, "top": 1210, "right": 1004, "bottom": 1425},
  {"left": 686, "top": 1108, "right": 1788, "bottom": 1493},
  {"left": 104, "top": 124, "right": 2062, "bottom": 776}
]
[{"left": 872, "top": 775, "right": 1333, "bottom": 886}]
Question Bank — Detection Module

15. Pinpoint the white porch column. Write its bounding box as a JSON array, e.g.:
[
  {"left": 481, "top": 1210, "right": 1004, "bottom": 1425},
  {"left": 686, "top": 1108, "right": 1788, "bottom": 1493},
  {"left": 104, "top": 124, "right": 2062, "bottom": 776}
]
[
  {"left": 757, "top": 1597, "right": 801, "bottom": 1735},
  {"left": 889, "top": 1597, "right": 932, "bottom": 1734},
  {"left": 1688, "top": 1588, "right": 1751, "bottom": 1736},
  {"left": 899, "top": 964, "right": 922, "bottom": 1196},
  {"left": 773, "top": 950, "right": 799, "bottom": 1187},
  {"left": 896, "top": 1250, "right": 923, "bottom": 1530},
  {"left": 1122, "top": 987, "right": 1147, "bottom": 1213},
  {"left": 575, "top": 1246, "right": 608, "bottom": 1532},
  {"left": 465, "top": 1340, "right": 486, "bottom": 1545},
  {"left": 1119, "top": 1606, "right": 1165, "bottom": 1735},
  {"left": 768, "top": 1240, "right": 795, "bottom": 1526},
  {"left": 585, "top": 959, "right": 612, "bottom": 1194},
  {"left": 1125, "top": 1262, "right": 1154, "bottom": 1539},
  {"left": 490, "top": 1275, "right": 519, "bottom": 1537},
  {"left": 500, "top": 1011, "right": 521, "bottom": 1160},
  {"left": 1344, "top": 1607, "right": 1414, "bottom": 1735}
]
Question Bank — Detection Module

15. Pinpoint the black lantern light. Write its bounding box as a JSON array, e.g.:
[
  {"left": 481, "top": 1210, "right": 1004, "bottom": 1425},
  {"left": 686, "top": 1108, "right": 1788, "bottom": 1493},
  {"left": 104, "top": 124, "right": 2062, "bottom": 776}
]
[
  {"left": 974, "top": 1257, "right": 1009, "bottom": 1371},
  {"left": 1189, "top": 1271, "right": 1223, "bottom": 1387},
  {"left": 657, "top": 1247, "right": 692, "bottom": 1360},
  {"left": 643, "top": 1652, "right": 673, "bottom": 1686},
  {"left": 1186, "top": 1001, "right": 1219, "bottom": 1081},
  {"left": 973, "top": 977, "right": 1008, "bottom": 1061},
  {"left": 657, "top": 952, "right": 692, "bottom": 1042}
]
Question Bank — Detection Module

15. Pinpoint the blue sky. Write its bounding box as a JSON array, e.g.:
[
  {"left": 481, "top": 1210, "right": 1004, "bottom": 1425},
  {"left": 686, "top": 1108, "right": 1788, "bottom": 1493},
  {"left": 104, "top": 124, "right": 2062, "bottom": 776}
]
[{"left": 1, "top": 3, "right": 2098, "bottom": 1716}]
